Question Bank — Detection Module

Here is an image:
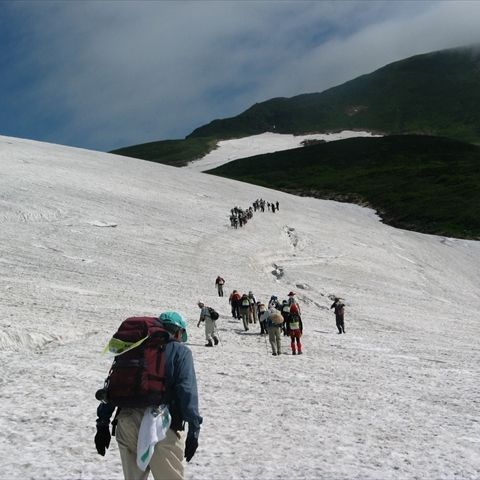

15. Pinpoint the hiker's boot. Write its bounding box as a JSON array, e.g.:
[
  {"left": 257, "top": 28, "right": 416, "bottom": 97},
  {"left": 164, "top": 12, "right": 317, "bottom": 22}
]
[
  {"left": 292, "top": 350, "right": 297, "bottom": 355},
  {"left": 205, "top": 340, "right": 213, "bottom": 347},
  {"left": 213, "top": 336, "right": 219, "bottom": 345}
]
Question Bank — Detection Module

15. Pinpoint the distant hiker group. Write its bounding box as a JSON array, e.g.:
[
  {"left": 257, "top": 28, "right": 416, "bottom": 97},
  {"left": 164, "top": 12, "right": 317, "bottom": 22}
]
[
  {"left": 253, "top": 198, "right": 279, "bottom": 213},
  {"left": 200, "top": 277, "right": 346, "bottom": 356},
  {"left": 200, "top": 282, "right": 307, "bottom": 356},
  {"left": 229, "top": 198, "right": 280, "bottom": 228},
  {"left": 229, "top": 206, "right": 253, "bottom": 228},
  {"left": 264, "top": 292, "right": 303, "bottom": 355}
]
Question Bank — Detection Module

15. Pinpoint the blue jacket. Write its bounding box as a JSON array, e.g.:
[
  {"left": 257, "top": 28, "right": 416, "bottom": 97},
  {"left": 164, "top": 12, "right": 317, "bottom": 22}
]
[{"left": 97, "top": 339, "right": 202, "bottom": 439}]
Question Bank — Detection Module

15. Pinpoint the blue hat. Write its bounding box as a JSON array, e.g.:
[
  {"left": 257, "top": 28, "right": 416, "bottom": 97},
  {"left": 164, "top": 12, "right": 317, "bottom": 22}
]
[{"left": 159, "top": 311, "right": 188, "bottom": 342}]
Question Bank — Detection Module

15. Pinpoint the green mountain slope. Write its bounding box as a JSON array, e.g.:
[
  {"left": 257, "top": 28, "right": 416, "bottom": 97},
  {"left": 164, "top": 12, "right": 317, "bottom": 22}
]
[
  {"left": 110, "top": 137, "right": 217, "bottom": 167},
  {"left": 206, "top": 135, "right": 480, "bottom": 240},
  {"left": 188, "top": 45, "right": 480, "bottom": 144}
]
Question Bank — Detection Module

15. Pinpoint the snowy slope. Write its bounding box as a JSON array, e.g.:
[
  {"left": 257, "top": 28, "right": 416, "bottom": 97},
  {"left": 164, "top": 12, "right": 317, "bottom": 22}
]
[
  {"left": 0, "top": 134, "right": 479, "bottom": 480},
  {"left": 185, "top": 130, "right": 381, "bottom": 172}
]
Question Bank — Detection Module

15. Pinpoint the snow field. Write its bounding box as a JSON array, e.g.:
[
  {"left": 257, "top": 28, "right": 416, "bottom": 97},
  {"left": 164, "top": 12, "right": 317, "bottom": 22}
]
[{"left": 0, "top": 134, "right": 479, "bottom": 479}]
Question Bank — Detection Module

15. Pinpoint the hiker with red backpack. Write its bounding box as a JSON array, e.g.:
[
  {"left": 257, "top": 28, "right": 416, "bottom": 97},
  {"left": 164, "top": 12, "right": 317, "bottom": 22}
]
[
  {"left": 331, "top": 297, "right": 346, "bottom": 334},
  {"left": 94, "top": 311, "right": 202, "bottom": 480},
  {"left": 197, "top": 302, "right": 219, "bottom": 346},
  {"left": 229, "top": 290, "right": 241, "bottom": 319},
  {"left": 287, "top": 291, "right": 301, "bottom": 315}
]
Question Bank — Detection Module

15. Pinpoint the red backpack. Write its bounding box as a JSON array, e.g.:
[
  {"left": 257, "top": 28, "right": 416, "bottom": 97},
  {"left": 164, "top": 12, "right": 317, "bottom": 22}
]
[{"left": 101, "top": 317, "right": 171, "bottom": 408}]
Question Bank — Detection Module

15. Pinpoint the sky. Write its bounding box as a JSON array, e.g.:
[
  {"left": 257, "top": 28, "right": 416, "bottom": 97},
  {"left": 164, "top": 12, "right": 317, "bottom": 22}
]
[
  {"left": 1, "top": 133, "right": 479, "bottom": 479},
  {"left": 1, "top": 0, "right": 480, "bottom": 152}
]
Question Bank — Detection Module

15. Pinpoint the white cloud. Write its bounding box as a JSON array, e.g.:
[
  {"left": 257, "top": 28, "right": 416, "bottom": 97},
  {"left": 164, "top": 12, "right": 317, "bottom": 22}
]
[{"left": 2, "top": 0, "right": 480, "bottom": 150}]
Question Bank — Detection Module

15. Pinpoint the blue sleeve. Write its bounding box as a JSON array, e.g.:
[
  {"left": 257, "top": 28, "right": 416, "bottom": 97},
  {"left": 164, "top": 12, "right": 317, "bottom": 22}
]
[{"left": 170, "top": 344, "right": 203, "bottom": 438}]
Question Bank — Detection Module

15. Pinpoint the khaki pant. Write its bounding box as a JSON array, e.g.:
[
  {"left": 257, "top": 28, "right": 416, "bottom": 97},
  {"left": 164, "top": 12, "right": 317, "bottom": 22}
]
[
  {"left": 116, "top": 408, "right": 185, "bottom": 480},
  {"left": 204, "top": 317, "right": 218, "bottom": 342},
  {"left": 267, "top": 326, "right": 282, "bottom": 355}
]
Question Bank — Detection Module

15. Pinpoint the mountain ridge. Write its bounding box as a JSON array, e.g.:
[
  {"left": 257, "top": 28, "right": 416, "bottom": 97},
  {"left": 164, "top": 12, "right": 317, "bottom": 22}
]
[
  {"left": 111, "top": 44, "right": 480, "bottom": 165},
  {"left": 187, "top": 44, "right": 480, "bottom": 143}
]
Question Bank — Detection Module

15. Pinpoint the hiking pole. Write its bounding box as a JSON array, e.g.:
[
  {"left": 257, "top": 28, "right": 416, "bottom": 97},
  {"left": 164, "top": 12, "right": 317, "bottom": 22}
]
[{"left": 263, "top": 331, "right": 270, "bottom": 356}]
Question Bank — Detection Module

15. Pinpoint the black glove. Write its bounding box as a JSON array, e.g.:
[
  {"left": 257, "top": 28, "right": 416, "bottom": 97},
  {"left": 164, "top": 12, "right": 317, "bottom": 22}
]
[
  {"left": 184, "top": 435, "right": 198, "bottom": 462},
  {"left": 95, "top": 423, "right": 111, "bottom": 456}
]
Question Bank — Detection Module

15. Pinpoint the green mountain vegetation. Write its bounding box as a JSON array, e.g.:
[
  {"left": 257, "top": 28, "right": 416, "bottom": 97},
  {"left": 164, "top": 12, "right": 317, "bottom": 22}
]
[
  {"left": 188, "top": 45, "right": 480, "bottom": 144},
  {"left": 110, "top": 137, "right": 217, "bottom": 167},
  {"left": 207, "top": 135, "right": 480, "bottom": 240}
]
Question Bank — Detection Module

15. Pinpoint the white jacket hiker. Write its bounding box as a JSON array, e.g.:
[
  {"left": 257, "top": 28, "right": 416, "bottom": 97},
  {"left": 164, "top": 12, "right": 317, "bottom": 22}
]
[{"left": 197, "top": 302, "right": 219, "bottom": 347}]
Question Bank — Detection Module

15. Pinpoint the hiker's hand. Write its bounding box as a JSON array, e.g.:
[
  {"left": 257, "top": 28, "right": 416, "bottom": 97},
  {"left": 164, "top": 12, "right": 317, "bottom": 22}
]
[
  {"left": 185, "top": 435, "right": 198, "bottom": 462},
  {"left": 95, "top": 424, "right": 111, "bottom": 456}
]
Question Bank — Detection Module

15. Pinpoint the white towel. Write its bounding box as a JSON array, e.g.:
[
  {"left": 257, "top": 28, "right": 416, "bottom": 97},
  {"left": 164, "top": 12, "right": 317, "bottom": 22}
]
[{"left": 137, "top": 405, "right": 172, "bottom": 471}]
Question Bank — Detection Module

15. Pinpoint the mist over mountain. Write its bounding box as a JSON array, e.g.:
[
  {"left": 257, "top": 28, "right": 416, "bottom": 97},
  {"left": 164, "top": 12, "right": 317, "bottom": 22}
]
[{"left": 188, "top": 45, "right": 480, "bottom": 144}]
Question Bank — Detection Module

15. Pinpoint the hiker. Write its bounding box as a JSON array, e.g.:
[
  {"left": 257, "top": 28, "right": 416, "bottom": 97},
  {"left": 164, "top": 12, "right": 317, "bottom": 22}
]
[
  {"left": 268, "top": 295, "right": 280, "bottom": 310},
  {"left": 258, "top": 303, "right": 268, "bottom": 334},
  {"left": 215, "top": 276, "right": 225, "bottom": 297},
  {"left": 229, "top": 290, "right": 241, "bottom": 319},
  {"left": 266, "top": 309, "right": 284, "bottom": 356},
  {"left": 281, "top": 300, "right": 291, "bottom": 336},
  {"left": 287, "top": 291, "right": 301, "bottom": 315},
  {"left": 197, "top": 302, "right": 219, "bottom": 346},
  {"left": 247, "top": 291, "right": 258, "bottom": 324},
  {"left": 94, "top": 311, "right": 202, "bottom": 480},
  {"left": 276, "top": 201, "right": 279, "bottom": 210},
  {"left": 286, "top": 312, "right": 303, "bottom": 355},
  {"left": 239, "top": 293, "right": 251, "bottom": 331},
  {"left": 331, "top": 297, "right": 346, "bottom": 334}
]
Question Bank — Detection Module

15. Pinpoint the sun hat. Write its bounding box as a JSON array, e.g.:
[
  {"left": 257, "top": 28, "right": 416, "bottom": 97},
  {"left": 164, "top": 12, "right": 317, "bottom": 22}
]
[{"left": 159, "top": 311, "right": 188, "bottom": 342}]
